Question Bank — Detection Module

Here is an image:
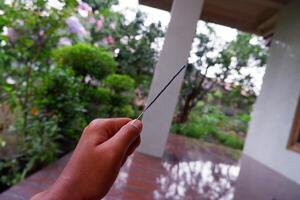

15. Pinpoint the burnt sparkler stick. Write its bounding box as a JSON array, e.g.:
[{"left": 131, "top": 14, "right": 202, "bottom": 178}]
[{"left": 136, "top": 64, "right": 187, "bottom": 120}]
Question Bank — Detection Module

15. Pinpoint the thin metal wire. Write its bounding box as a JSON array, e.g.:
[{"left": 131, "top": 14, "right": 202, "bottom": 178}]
[{"left": 136, "top": 64, "right": 187, "bottom": 120}]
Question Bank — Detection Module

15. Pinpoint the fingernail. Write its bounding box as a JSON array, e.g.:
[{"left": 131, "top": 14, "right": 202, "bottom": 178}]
[{"left": 129, "top": 119, "right": 143, "bottom": 131}]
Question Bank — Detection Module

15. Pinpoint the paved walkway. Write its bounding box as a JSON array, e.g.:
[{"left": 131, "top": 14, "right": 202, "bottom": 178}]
[{"left": 0, "top": 134, "right": 240, "bottom": 200}]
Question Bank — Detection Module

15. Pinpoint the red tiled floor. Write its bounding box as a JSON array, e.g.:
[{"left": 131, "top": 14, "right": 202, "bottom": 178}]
[{"left": 0, "top": 134, "right": 240, "bottom": 200}]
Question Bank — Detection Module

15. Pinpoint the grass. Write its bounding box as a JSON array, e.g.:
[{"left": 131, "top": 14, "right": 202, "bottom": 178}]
[
  {"left": 212, "top": 132, "right": 244, "bottom": 149},
  {"left": 172, "top": 119, "right": 245, "bottom": 150}
]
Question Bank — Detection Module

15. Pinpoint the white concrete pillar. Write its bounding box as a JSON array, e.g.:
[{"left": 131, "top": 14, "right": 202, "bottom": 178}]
[
  {"left": 235, "top": 1, "right": 300, "bottom": 198},
  {"left": 138, "top": 0, "right": 204, "bottom": 157}
]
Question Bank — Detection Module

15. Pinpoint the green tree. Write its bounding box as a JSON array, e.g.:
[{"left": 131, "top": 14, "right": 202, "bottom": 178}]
[
  {"left": 53, "top": 43, "right": 116, "bottom": 81},
  {"left": 175, "top": 26, "right": 267, "bottom": 123},
  {"left": 0, "top": 1, "right": 83, "bottom": 189},
  {"left": 80, "top": 1, "right": 164, "bottom": 88},
  {"left": 0, "top": 0, "right": 77, "bottom": 133},
  {"left": 113, "top": 12, "right": 164, "bottom": 85}
]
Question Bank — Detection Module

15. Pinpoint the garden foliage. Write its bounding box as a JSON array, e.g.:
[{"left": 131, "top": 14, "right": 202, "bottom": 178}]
[
  {"left": 0, "top": 0, "right": 163, "bottom": 191},
  {"left": 172, "top": 88, "right": 253, "bottom": 150}
]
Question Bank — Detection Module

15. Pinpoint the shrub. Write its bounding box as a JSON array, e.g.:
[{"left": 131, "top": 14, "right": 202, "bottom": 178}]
[
  {"left": 213, "top": 132, "right": 244, "bottom": 149},
  {"left": 0, "top": 158, "right": 22, "bottom": 190},
  {"left": 53, "top": 44, "right": 116, "bottom": 80},
  {"left": 173, "top": 101, "right": 245, "bottom": 150},
  {"left": 21, "top": 114, "right": 60, "bottom": 175},
  {"left": 0, "top": 66, "right": 88, "bottom": 190},
  {"left": 102, "top": 74, "right": 136, "bottom": 117},
  {"left": 176, "top": 113, "right": 218, "bottom": 139},
  {"left": 36, "top": 67, "right": 86, "bottom": 140},
  {"left": 79, "top": 74, "right": 136, "bottom": 119},
  {"left": 103, "top": 74, "right": 135, "bottom": 92},
  {"left": 0, "top": 114, "right": 60, "bottom": 190},
  {"left": 82, "top": 87, "right": 111, "bottom": 121}
]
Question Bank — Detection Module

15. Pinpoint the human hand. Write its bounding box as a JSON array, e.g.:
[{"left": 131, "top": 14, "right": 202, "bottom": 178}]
[{"left": 31, "top": 118, "right": 142, "bottom": 200}]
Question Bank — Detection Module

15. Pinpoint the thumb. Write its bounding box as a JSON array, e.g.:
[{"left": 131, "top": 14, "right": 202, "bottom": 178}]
[{"left": 107, "top": 119, "right": 143, "bottom": 154}]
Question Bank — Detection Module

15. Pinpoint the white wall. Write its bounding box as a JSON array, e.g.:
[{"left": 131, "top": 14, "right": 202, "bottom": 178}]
[{"left": 244, "top": 0, "right": 300, "bottom": 184}]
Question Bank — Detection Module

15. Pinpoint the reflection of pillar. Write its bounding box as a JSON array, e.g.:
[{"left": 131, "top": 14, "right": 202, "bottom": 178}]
[
  {"left": 138, "top": 0, "right": 204, "bottom": 157},
  {"left": 235, "top": 1, "right": 300, "bottom": 199}
]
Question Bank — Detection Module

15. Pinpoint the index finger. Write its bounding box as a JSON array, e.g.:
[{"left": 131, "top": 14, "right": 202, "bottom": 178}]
[{"left": 87, "top": 118, "right": 131, "bottom": 137}]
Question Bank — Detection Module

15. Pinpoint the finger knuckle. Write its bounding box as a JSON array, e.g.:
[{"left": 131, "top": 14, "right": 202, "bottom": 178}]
[
  {"left": 88, "top": 118, "right": 108, "bottom": 129},
  {"left": 89, "top": 118, "right": 103, "bottom": 126}
]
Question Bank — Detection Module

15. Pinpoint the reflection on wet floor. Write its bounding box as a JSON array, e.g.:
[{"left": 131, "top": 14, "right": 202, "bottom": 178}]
[
  {"left": 154, "top": 160, "right": 239, "bottom": 200},
  {"left": 106, "top": 134, "right": 241, "bottom": 200},
  {"left": 2, "top": 133, "right": 299, "bottom": 200}
]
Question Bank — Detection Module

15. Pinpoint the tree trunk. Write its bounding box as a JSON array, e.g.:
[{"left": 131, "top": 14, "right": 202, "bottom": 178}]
[
  {"left": 176, "top": 88, "right": 199, "bottom": 123},
  {"left": 175, "top": 66, "right": 213, "bottom": 123}
]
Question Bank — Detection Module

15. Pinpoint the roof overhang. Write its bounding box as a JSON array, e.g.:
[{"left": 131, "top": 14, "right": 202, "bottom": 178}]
[{"left": 139, "top": 0, "right": 291, "bottom": 37}]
